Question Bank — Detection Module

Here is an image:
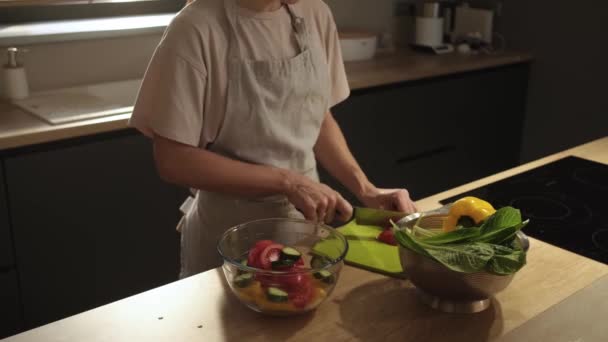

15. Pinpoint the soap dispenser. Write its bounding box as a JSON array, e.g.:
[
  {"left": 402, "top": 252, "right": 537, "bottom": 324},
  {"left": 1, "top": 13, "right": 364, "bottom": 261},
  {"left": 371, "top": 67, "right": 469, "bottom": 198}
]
[{"left": 2, "top": 47, "right": 30, "bottom": 101}]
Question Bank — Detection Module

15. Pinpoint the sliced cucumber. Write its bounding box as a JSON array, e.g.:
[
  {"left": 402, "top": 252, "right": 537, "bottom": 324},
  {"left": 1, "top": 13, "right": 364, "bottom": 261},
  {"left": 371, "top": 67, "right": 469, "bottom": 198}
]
[
  {"left": 237, "top": 259, "right": 249, "bottom": 275},
  {"left": 314, "top": 270, "right": 335, "bottom": 284},
  {"left": 271, "top": 259, "right": 295, "bottom": 269},
  {"left": 233, "top": 273, "right": 253, "bottom": 288},
  {"left": 280, "top": 247, "right": 302, "bottom": 261},
  {"left": 266, "top": 287, "right": 289, "bottom": 302}
]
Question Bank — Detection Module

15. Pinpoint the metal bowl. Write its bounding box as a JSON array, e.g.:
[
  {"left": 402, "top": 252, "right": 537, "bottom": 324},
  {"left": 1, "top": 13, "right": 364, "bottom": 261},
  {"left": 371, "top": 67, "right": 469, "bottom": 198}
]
[{"left": 397, "top": 212, "right": 530, "bottom": 313}]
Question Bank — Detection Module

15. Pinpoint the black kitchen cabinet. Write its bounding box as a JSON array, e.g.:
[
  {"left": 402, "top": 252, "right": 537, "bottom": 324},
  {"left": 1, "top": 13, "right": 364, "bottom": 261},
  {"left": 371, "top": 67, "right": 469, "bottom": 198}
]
[
  {"left": 322, "top": 64, "right": 529, "bottom": 202},
  {"left": 0, "top": 161, "right": 14, "bottom": 268},
  {"left": 4, "top": 132, "right": 188, "bottom": 330},
  {"left": 0, "top": 270, "right": 23, "bottom": 338}
]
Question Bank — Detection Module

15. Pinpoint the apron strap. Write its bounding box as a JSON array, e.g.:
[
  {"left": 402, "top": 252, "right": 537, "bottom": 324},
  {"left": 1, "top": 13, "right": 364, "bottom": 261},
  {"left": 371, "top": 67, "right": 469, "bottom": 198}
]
[
  {"left": 224, "top": 0, "right": 309, "bottom": 60},
  {"left": 284, "top": 4, "right": 309, "bottom": 52}
]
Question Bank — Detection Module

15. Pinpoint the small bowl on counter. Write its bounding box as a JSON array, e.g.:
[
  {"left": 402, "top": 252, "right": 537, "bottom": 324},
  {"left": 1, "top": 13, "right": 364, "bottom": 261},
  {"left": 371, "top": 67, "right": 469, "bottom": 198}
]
[
  {"left": 217, "top": 218, "right": 348, "bottom": 316},
  {"left": 339, "top": 30, "right": 378, "bottom": 62}
]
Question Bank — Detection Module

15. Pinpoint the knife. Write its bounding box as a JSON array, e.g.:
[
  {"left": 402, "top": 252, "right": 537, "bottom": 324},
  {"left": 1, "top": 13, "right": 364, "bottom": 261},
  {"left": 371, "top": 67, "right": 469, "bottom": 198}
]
[{"left": 353, "top": 207, "right": 409, "bottom": 226}]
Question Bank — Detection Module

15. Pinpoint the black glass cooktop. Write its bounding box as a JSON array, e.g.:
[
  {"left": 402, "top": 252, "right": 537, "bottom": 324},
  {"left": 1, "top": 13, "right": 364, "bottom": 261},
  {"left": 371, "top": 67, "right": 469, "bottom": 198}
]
[{"left": 440, "top": 156, "right": 608, "bottom": 264}]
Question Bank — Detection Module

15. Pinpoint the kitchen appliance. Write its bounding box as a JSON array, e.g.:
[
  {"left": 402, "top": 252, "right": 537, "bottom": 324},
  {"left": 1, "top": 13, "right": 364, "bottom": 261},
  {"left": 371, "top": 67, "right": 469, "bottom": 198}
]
[
  {"left": 441, "top": 157, "right": 608, "bottom": 264},
  {"left": 452, "top": 4, "right": 494, "bottom": 44},
  {"left": 338, "top": 30, "right": 378, "bottom": 62},
  {"left": 412, "top": 3, "right": 454, "bottom": 54}
]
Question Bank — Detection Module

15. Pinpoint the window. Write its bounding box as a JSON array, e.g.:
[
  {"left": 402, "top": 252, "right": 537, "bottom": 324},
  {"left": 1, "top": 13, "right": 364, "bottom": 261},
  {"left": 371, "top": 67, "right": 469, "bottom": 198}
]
[{"left": 0, "top": 0, "right": 186, "bottom": 23}]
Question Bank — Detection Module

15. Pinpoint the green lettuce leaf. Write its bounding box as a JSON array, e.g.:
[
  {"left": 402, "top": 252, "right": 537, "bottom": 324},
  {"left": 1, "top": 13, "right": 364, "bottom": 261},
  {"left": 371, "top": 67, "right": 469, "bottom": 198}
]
[
  {"left": 480, "top": 207, "right": 522, "bottom": 235},
  {"left": 420, "top": 227, "right": 482, "bottom": 245},
  {"left": 418, "top": 241, "right": 495, "bottom": 273},
  {"left": 485, "top": 244, "right": 527, "bottom": 275}
]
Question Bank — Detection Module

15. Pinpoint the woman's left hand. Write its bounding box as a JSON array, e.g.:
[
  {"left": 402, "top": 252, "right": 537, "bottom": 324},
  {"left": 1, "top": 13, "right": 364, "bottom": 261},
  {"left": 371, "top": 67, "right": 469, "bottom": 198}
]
[{"left": 359, "top": 187, "right": 418, "bottom": 214}]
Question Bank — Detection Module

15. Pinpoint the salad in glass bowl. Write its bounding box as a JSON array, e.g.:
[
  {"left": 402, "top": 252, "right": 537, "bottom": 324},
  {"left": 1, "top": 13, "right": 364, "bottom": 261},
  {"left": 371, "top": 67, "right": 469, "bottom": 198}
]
[{"left": 217, "top": 218, "right": 348, "bottom": 315}]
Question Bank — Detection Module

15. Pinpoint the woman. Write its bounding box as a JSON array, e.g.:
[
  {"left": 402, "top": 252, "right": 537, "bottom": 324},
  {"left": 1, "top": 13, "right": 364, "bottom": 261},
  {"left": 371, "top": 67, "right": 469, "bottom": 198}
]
[{"left": 130, "top": 0, "right": 417, "bottom": 278}]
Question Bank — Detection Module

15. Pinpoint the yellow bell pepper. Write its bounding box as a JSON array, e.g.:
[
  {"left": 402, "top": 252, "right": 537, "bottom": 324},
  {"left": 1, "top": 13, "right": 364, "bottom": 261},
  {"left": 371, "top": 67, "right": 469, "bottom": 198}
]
[{"left": 443, "top": 196, "right": 496, "bottom": 232}]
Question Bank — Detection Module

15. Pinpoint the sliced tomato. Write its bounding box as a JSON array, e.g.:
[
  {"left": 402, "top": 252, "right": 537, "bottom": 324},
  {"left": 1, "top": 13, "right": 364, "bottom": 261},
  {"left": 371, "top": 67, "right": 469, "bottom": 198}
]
[
  {"left": 247, "top": 240, "right": 274, "bottom": 269},
  {"left": 259, "top": 243, "right": 284, "bottom": 270},
  {"left": 286, "top": 273, "right": 308, "bottom": 289},
  {"left": 295, "top": 257, "right": 305, "bottom": 267},
  {"left": 289, "top": 282, "right": 313, "bottom": 308},
  {"left": 377, "top": 230, "right": 397, "bottom": 246},
  {"left": 247, "top": 248, "right": 262, "bottom": 268}
]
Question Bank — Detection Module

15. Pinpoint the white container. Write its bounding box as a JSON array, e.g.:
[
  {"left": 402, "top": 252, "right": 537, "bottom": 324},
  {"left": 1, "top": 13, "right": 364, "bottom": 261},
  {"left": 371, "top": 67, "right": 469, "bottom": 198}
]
[
  {"left": 2, "top": 47, "right": 29, "bottom": 101},
  {"left": 415, "top": 17, "right": 444, "bottom": 47},
  {"left": 339, "top": 31, "right": 378, "bottom": 62}
]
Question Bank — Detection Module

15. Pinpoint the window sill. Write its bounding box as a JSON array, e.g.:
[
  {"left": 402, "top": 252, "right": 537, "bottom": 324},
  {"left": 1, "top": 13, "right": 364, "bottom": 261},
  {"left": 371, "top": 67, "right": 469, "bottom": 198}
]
[{"left": 0, "top": 13, "right": 175, "bottom": 46}]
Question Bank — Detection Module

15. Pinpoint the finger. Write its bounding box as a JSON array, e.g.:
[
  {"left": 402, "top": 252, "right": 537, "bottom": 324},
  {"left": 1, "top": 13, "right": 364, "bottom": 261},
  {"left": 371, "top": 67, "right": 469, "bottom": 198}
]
[
  {"left": 399, "top": 189, "right": 417, "bottom": 213},
  {"left": 301, "top": 197, "right": 318, "bottom": 223},
  {"left": 316, "top": 197, "right": 328, "bottom": 224},
  {"left": 392, "top": 191, "right": 408, "bottom": 212},
  {"left": 395, "top": 190, "right": 416, "bottom": 214},
  {"left": 335, "top": 195, "right": 354, "bottom": 222},
  {"left": 325, "top": 194, "right": 337, "bottom": 224}
]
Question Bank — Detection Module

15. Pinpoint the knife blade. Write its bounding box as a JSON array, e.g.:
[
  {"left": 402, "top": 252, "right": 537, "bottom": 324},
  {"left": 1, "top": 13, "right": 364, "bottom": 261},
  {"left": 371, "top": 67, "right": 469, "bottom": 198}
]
[{"left": 354, "top": 207, "right": 409, "bottom": 226}]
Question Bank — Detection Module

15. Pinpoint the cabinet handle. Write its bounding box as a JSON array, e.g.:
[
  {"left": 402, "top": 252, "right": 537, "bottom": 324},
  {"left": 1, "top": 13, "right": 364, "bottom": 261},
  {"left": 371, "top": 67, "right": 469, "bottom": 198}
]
[{"left": 395, "top": 145, "right": 456, "bottom": 165}]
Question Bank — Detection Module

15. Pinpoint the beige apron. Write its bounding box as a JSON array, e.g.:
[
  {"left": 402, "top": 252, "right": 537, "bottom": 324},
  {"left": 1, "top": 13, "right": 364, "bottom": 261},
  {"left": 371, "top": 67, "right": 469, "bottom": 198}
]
[{"left": 178, "top": 0, "right": 331, "bottom": 278}]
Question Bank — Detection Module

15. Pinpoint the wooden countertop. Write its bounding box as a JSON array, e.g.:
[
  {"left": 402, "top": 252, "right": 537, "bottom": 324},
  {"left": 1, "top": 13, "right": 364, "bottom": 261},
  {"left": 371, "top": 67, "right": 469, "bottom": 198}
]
[
  {"left": 0, "top": 50, "right": 531, "bottom": 152},
  {"left": 344, "top": 49, "right": 531, "bottom": 90},
  {"left": 6, "top": 137, "right": 607, "bottom": 342}
]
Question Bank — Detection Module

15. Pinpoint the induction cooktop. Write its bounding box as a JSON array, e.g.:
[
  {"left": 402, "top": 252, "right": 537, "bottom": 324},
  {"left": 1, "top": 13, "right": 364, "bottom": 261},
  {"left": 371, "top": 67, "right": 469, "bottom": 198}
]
[{"left": 440, "top": 156, "right": 608, "bottom": 264}]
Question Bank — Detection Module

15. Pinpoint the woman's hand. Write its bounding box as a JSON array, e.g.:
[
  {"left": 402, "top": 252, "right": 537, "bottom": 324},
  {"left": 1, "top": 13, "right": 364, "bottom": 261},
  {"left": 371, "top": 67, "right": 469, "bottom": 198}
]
[
  {"left": 284, "top": 172, "right": 353, "bottom": 224},
  {"left": 358, "top": 186, "right": 417, "bottom": 214}
]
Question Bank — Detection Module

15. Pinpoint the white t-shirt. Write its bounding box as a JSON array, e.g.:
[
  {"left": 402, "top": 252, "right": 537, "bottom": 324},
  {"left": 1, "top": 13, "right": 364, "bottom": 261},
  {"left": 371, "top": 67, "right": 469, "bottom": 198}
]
[{"left": 129, "top": 0, "right": 350, "bottom": 148}]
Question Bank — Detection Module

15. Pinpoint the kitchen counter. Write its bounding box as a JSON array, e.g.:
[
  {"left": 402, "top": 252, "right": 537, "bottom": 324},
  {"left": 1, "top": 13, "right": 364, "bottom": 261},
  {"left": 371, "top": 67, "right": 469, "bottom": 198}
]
[
  {"left": 0, "top": 50, "right": 531, "bottom": 151},
  {"left": 5, "top": 136, "right": 607, "bottom": 342},
  {"left": 344, "top": 49, "right": 531, "bottom": 90}
]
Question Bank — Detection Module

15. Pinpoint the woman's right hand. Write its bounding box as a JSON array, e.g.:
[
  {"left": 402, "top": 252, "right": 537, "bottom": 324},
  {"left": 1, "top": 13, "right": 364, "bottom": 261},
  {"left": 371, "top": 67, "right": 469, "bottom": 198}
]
[{"left": 284, "top": 172, "right": 353, "bottom": 224}]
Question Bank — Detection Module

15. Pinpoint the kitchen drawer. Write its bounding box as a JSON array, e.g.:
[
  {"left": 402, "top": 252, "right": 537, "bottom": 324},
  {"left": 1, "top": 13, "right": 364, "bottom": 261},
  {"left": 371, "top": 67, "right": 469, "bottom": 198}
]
[
  {"left": 0, "top": 270, "right": 24, "bottom": 339},
  {"left": 0, "top": 161, "right": 14, "bottom": 268}
]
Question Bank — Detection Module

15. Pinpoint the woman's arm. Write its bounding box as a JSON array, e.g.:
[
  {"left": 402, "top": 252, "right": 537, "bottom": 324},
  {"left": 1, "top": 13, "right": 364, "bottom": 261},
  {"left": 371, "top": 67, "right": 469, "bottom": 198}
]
[
  {"left": 314, "top": 111, "right": 417, "bottom": 213},
  {"left": 154, "top": 135, "right": 288, "bottom": 196},
  {"left": 153, "top": 135, "right": 352, "bottom": 222}
]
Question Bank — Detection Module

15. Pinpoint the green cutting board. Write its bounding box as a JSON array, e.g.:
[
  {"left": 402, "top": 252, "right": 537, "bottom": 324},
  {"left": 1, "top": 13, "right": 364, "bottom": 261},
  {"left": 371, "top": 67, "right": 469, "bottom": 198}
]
[{"left": 314, "top": 220, "right": 405, "bottom": 278}]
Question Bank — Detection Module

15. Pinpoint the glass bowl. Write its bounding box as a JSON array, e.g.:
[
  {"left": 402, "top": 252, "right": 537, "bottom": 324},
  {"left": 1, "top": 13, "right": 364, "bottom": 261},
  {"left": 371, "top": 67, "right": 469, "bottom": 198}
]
[{"left": 217, "top": 218, "right": 348, "bottom": 316}]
